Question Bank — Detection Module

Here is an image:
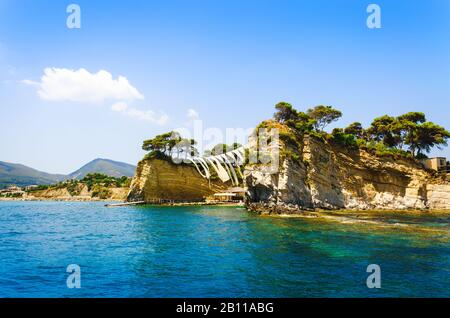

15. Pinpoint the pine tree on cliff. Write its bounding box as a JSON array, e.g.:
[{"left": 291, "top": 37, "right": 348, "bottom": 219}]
[
  {"left": 367, "top": 112, "right": 450, "bottom": 156},
  {"left": 142, "top": 131, "right": 199, "bottom": 160},
  {"left": 273, "top": 102, "right": 316, "bottom": 133},
  {"left": 272, "top": 102, "right": 449, "bottom": 159},
  {"left": 344, "top": 122, "right": 364, "bottom": 139},
  {"left": 306, "top": 105, "right": 342, "bottom": 132}
]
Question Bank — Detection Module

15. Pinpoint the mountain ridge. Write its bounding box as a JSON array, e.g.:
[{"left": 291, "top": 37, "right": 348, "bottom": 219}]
[
  {"left": 67, "top": 158, "right": 136, "bottom": 180},
  {"left": 0, "top": 158, "right": 136, "bottom": 188},
  {"left": 0, "top": 161, "right": 66, "bottom": 188}
]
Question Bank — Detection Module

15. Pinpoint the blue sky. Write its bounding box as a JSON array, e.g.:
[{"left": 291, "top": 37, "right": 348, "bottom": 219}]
[{"left": 0, "top": 0, "right": 449, "bottom": 174}]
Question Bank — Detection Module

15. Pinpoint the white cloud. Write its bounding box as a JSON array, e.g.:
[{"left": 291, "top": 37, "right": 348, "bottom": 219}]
[
  {"left": 187, "top": 108, "right": 199, "bottom": 120},
  {"left": 22, "top": 67, "right": 168, "bottom": 125},
  {"left": 20, "top": 79, "right": 39, "bottom": 86},
  {"left": 111, "top": 102, "right": 169, "bottom": 126},
  {"left": 111, "top": 102, "right": 129, "bottom": 112},
  {"left": 23, "top": 68, "right": 144, "bottom": 103}
]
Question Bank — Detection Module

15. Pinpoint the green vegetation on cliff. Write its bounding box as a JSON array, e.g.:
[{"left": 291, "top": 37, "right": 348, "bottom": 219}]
[
  {"left": 26, "top": 173, "right": 131, "bottom": 199},
  {"left": 204, "top": 143, "right": 242, "bottom": 156},
  {"left": 142, "top": 131, "right": 244, "bottom": 161},
  {"left": 271, "top": 102, "right": 450, "bottom": 160},
  {"left": 142, "top": 131, "right": 198, "bottom": 161}
]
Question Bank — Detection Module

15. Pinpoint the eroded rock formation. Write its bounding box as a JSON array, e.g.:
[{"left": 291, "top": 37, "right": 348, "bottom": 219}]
[
  {"left": 127, "top": 158, "right": 228, "bottom": 202},
  {"left": 245, "top": 126, "right": 450, "bottom": 214},
  {"left": 128, "top": 121, "right": 449, "bottom": 211}
]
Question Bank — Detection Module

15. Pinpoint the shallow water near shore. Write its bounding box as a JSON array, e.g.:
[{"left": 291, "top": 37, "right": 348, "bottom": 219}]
[{"left": 0, "top": 201, "right": 449, "bottom": 297}]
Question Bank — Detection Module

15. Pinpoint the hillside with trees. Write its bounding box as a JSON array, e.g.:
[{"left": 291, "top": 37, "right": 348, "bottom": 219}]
[
  {"left": 141, "top": 131, "right": 242, "bottom": 162},
  {"left": 24, "top": 173, "right": 131, "bottom": 200},
  {"left": 271, "top": 102, "right": 450, "bottom": 160}
]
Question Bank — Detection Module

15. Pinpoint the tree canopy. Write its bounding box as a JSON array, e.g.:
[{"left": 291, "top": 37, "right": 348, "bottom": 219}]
[
  {"left": 306, "top": 105, "right": 342, "bottom": 132},
  {"left": 273, "top": 102, "right": 316, "bottom": 133},
  {"left": 366, "top": 115, "right": 401, "bottom": 148},
  {"left": 273, "top": 102, "right": 299, "bottom": 123},
  {"left": 271, "top": 101, "right": 449, "bottom": 159},
  {"left": 366, "top": 113, "right": 450, "bottom": 156},
  {"left": 205, "top": 143, "right": 242, "bottom": 156},
  {"left": 142, "top": 131, "right": 181, "bottom": 155},
  {"left": 408, "top": 122, "right": 450, "bottom": 156},
  {"left": 344, "top": 122, "right": 364, "bottom": 139},
  {"left": 142, "top": 131, "right": 198, "bottom": 160},
  {"left": 142, "top": 103, "right": 449, "bottom": 164}
]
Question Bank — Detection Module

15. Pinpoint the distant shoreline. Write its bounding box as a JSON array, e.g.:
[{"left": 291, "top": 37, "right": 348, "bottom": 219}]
[
  {"left": 0, "top": 197, "right": 245, "bottom": 207},
  {"left": 0, "top": 197, "right": 123, "bottom": 202}
]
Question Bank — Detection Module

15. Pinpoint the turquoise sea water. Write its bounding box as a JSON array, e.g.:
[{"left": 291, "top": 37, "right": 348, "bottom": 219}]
[{"left": 0, "top": 201, "right": 449, "bottom": 297}]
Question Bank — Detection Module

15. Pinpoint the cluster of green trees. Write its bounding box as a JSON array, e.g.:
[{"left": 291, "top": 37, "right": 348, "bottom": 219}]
[
  {"left": 0, "top": 192, "right": 23, "bottom": 198},
  {"left": 142, "top": 131, "right": 242, "bottom": 160},
  {"left": 273, "top": 102, "right": 450, "bottom": 158},
  {"left": 64, "top": 173, "right": 131, "bottom": 198},
  {"left": 141, "top": 103, "right": 448, "bottom": 162},
  {"left": 274, "top": 102, "right": 342, "bottom": 133},
  {"left": 80, "top": 173, "right": 131, "bottom": 190},
  {"left": 142, "top": 131, "right": 198, "bottom": 160},
  {"left": 203, "top": 142, "right": 242, "bottom": 156},
  {"left": 26, "top": 173, "right": 131, "bottom": 198},
  {"left": 25, "top": 184, "right": 51, "bottom": 192}
]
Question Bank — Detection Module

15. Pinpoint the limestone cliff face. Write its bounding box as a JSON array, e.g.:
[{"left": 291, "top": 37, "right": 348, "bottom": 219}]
[
  {"left": 426, "top": 184, "right": 450, "bottom": 210},
  {"left": 127, "top": 158, "right": 227, "bottom": 202},
  {"left": 245, "top": 134, "right": 450, "bottom": 213}
]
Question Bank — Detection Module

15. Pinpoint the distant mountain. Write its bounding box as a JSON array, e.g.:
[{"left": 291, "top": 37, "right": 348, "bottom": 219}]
[
  {"left": 0, "top": 159, "right": 136, "bottom": 188},
  {"left": 67, "top": 158, "right": 136, "bottom": 180},
  {"left": 0, "top": 161, "right": 66, "bottom": 188}
]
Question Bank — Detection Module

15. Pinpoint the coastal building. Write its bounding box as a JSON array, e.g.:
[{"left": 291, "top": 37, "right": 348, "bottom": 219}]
[
  {"left": 0, "top": 185, "right": 25, "bottom": 197},
  {"left": 0, "top": 185, "right": 22, "bottom": 192},
  {"left": 421, "top": 157, "right": 447, "bottom": 171},
  {"left": 213, "top": 192, "right": 236, "bottom": 202},
  {"left": 228, "top": 187, "right": 246, "bottom": 199},
  {"left": 212, "top": 187, "right": 246, "bottom": 202}
]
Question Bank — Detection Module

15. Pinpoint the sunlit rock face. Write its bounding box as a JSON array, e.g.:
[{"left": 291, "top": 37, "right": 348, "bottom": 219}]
[
  {"left": 245, "top": 159, "right": 313, "bottom": 209},
  {"left": 427, "top": 184, "right": 450, "bottom": 210},
  {"left": 127, "top": 158, "right": 227, "bottom": 202},
  {"left": 128, "top": 122, "right": 449, "bottom": 211},
  {"left": 244, "top": 127, "right": 450, "bottom": 214}
]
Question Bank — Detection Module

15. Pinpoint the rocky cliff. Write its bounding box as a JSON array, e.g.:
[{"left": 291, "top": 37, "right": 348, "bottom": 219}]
[
  {"left": 245, "top": 123, "right": 450, "bottom": 214},
  {"left": 127, "top": 158, "right": 228, "bottom": 202},
  {"left": 22, "top": 184, "right": 128, "bottom": 201}
]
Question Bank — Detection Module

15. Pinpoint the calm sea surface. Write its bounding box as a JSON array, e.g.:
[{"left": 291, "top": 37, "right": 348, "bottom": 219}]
[{"left": 0, "top": 201, "right": 449, "bottom": 297}]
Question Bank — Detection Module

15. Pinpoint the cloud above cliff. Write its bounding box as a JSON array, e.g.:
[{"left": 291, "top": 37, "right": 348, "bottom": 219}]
[
  {"left": 111, "top": 102, "right": 169, "bottom": 126},
  {"left": 22, "top": 68, "right": 144, "bottom": 103},
  {"left": 184, "top": 108, "right": 200, "bottom": 127},
  {"left": 22, "top": 67, "right": 169, "bottom": 125},
  {"left": 187, "top": 108, "right": 199, "bottom": 120}
]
